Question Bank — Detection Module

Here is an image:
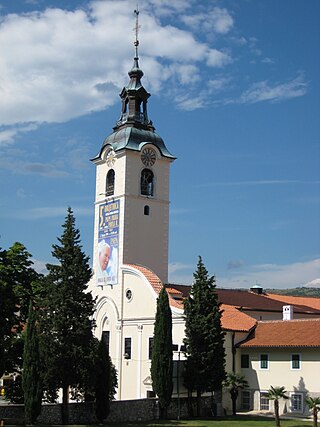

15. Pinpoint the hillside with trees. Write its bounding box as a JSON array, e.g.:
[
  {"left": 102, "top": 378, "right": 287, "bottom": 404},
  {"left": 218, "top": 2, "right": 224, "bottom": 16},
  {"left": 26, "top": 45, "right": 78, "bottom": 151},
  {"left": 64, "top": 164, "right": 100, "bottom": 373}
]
[{"left": 266, "top": 287, "right": 320, "bottom": 297}]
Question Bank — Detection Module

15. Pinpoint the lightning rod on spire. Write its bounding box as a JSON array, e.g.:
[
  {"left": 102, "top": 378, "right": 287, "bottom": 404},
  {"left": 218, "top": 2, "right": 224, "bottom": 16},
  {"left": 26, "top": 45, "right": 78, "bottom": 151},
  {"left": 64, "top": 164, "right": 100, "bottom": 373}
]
[{"left": 133, "top": 6, "right": 140, "bottom": 58}]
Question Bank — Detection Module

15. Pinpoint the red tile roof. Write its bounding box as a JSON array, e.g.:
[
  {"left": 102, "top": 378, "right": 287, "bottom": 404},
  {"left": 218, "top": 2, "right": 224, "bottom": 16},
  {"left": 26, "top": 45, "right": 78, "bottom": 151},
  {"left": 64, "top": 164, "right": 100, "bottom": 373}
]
[
  {"left": 221, "top": 304, "right": 257, "bottom": 332},
  {"left": 266, "top": 293, "right": 320, "bottom": 311},
  {"left": 167, "top": 285, "right": 320, "bottom": 315},
  {"left": 239, "top": 319, "right": 320, "bottom": 348}
]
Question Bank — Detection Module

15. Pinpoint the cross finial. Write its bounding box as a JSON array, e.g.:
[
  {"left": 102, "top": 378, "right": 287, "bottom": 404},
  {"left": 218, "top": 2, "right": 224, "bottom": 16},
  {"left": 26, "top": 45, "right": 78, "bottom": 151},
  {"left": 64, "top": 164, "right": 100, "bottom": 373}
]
[{"left": 133, "top": 6, "right": 140, "bottom": 58}]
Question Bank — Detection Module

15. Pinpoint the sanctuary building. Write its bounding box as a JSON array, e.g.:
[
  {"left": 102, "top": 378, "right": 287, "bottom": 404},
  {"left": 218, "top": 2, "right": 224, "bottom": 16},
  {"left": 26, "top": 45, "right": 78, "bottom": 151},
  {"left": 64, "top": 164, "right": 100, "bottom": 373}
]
[{"left": 87, "top": 45, "right": 320, "bottom": 416}]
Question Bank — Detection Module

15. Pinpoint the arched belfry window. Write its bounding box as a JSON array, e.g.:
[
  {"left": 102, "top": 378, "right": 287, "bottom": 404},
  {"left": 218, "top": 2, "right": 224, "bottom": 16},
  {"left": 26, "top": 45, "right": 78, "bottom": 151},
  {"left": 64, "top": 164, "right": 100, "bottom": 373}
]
[
  {"left": 106, "top": 169, "right": 115, "bottom": 196},
  {"left": 141, "top": 169, "right": 154, "bottom": 196},
  {"left": 144, "top": 205, "right": 150, "bottom": 216}
]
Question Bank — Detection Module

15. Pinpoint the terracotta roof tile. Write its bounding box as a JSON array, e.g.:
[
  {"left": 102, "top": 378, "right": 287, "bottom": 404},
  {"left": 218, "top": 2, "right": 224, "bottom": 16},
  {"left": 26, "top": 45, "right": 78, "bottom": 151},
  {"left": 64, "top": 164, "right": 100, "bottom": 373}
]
[
  {"left": 221, "top": 304, "right": 257, "bottom": 332},
  {"left": 167, "top": 285, "right": 320, "bottom": 315},
  {"left": 239, "top": 318, "right": 320, "bottom": 348},
  {"left": 266, "top": 293, "right": 320, "bottom": 311}
]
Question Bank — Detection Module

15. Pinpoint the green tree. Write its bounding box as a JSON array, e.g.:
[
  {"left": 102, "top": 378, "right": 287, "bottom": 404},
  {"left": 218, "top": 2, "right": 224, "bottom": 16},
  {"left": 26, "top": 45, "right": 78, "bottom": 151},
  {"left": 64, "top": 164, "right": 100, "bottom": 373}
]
[
  {"left": 40, "top": 207, "right": 95, "bottom": 424},
  {"left": 0, "top": 243, "right": 41, "bottom": 377},
  {"left": 183, "top": 256, "right": 226, "bottom": 417},
  {"left": 223, "top": 372, "right": 248, "bottom": 415},
  {"left": 305, "top": 396, "right": 320, "bottom": 427},
  {"left": 151, "top": 286, "right": 173, "bottom": 419},
  {"left": 95, "top": 336, "right": 111, "bottom": 423},
  {"left": 23, "top": 301, "right": 43, "bottom": 424},
  {"left": 6, "top": 242, "right": 41, "bottom": 323},
  {"left": 0, "top": 247, "right": 18, "bottom": 377},
  {"left": 267, "top": 386, "right": 289, "bottom": 427}
]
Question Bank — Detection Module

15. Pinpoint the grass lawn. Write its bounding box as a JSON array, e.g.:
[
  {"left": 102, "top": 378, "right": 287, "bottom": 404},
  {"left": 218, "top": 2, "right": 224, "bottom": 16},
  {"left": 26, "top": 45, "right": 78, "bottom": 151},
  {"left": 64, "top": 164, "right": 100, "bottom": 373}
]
[
  {"left": 103, "top": 417, "right": 312, "bottom": 427},
  {"left": 5, "top": 415, "right": 313, "bottom": 427}
]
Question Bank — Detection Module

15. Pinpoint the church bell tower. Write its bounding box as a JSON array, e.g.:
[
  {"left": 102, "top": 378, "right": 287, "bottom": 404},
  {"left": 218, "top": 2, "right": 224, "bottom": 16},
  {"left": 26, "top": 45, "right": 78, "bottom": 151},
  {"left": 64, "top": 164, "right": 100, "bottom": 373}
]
[{"left": 91, "top": 11, "right": 175, "bottom": 284}]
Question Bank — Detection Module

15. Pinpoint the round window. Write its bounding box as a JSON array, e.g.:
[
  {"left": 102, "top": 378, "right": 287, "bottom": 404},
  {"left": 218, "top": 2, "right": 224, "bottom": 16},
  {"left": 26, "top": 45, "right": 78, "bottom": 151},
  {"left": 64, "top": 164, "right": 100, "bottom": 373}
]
[{"left": 125, "top": 289, "right": 133, "bottom": 302}]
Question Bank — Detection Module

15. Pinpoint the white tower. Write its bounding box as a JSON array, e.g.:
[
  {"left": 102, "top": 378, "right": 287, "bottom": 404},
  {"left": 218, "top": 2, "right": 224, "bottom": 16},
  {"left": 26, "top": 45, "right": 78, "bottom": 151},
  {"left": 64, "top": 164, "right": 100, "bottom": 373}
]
[{"left": 91, "top": 30, "right": 175, "bottom": 285}]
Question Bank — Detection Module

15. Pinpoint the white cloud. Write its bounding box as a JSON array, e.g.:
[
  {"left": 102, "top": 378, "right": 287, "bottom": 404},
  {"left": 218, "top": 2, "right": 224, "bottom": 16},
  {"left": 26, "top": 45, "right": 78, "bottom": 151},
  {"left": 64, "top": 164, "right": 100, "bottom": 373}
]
[
  {"left": 207, "top": 49, "right": 232, "bottom": 67},
  {"left": 0, "top": 157, "right": 69, "bottom": 177},
  {"left": 305, "top": 278, "right": 320, "bottom": 288},
  {"left": 238, "top": 75, "right": 307, "bottom": 104},
  {"left": 175, "top": 94, "right": 206, "bottom": 111},
  {"left": 0, "top": 124, "right": 38, "bottom": 147},
  {"left": 9, "top": 206, "right": 92, "bottom": 220},
  {"left": 31, "top": 258, "right": 48, "bottom": 275},
  {"left": 0, "top": 1, "right": 233, "bottom": 127},
  {"left": 168, "top": 258, "right": 320, "bottom": 288},
  {"left": 181, "top": 7, "right": 234, "bottom": 34},
  {"left": 218, "top": 258, "right": 320, "bottom": 289},
  {"left": 168, "top": 262, "right": 193, "bottom": 284},
  {"left": 227, "top": 259, "right": 245, "bottom": 270},
  {"left": 208, "top": 76, "right": 231, "bottom": 92}
]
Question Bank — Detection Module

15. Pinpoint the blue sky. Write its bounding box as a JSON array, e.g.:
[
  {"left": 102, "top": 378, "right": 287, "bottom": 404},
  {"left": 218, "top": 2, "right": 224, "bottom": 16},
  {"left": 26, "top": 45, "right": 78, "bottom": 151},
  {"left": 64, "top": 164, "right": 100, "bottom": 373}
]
[{"left": 0, "top": 0, "right": 319, "bottom": 289}]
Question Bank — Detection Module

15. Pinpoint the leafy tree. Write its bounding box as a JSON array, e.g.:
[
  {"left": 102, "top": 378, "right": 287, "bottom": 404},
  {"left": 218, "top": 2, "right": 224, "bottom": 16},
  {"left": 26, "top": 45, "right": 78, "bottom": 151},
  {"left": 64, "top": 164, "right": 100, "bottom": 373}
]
[
  {"left": 0, "top": 243, "right": 40, "bottom": 377},
  {"left": 151, "top": 286, "right": 173, "bottom": 419},
  {"left": 183, "top": 256, "right": 226, "bottom": 417},
  {"left": 305, "top": 396, "right": 320, "bottom": 427},
  {"left": 223, "top": 372, "right": 248, "bottom": 415},
  {"left": 0, "top": 247, "right": 18, "bottom": 377},
  {"left": 6, "top": 242, "right": 41, "bottom": 322},
  {"left": 267, "top": 386, "right": 288, "bottom": 427},
  {"left": 23, "top": 301, "right": 43, "bottom": 424},
  {"left": 40, "top": 207, "right": 95, "bottom": 424}
]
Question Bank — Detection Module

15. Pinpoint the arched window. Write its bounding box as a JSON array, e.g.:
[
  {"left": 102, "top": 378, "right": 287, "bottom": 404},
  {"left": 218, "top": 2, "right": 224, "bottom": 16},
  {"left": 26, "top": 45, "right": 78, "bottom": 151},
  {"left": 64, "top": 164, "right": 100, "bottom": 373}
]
[
  {"left": 106, "top": 169, "right": 115, "bottom": 196},
  {"left": 144, "top": 205, "right": 150, "bottom": 216},
  {"left": 141, "top": 169, "right": 154, "bottom": 196}
]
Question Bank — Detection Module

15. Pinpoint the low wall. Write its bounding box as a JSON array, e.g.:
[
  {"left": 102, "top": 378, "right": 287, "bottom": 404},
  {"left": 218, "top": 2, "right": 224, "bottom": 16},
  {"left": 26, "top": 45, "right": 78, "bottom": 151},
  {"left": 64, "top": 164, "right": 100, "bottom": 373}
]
[{"left": 0, "top": 396, "right": 214, "bottom": 424}]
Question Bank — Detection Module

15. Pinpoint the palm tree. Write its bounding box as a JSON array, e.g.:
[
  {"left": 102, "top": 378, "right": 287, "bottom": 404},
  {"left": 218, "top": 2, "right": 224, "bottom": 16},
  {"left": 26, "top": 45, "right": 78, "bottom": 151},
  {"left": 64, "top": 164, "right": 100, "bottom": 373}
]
[
  {"left": 305, "top": 396, "right": 320, "bottom": 427},
  {"left": 267, "top": 386, "right": 289, "bottom": 427},
  {"left": 223, "top": 372, "right": 249, "bottom": 415}
]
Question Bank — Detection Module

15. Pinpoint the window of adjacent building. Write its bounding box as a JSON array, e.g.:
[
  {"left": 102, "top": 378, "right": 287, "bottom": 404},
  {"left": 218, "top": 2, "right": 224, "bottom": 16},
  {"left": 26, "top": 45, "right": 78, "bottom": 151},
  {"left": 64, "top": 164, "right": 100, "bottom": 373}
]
[
  {"left": 290, "top": 393, "right": 303, "bottom": 412},
  {"left": 241, "top": 354, "right": 250, "bottom": 369},
  {"left": 241, "top": 390, "right": 251, "bottom": 410},
  {"left": 124, "top": 337, "right": 132, "bottom": 360},
  {"left": 260, "top": 354, "right": 269, "bottom": 370},
  {"left": 260, "top": 392, "right": 269, "bottom": 410},
  {"left": 106, "top": 169, "right": 115, "bottom": 196},
  {"left": 144, "top": 205, "right": 150, "bottom": 215},
  {"left": 148, "top": 337, "right": 153, "bottom": 360},
  {"left": 291, "top": 354, "right": 301, "bottom": 370},
  {"left": 141, "top": 169, "right": 154, "bottom": 196}
]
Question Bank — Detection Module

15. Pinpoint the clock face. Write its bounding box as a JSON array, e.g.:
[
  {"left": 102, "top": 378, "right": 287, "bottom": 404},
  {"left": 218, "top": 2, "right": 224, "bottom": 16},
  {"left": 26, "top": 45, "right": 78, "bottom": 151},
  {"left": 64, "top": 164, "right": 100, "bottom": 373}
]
[
  {"left": 106, "top": 149, "right": 116, "bottom": 167},
  {"left": 141, "top": 147, "right": 156, "bottom": 167}
]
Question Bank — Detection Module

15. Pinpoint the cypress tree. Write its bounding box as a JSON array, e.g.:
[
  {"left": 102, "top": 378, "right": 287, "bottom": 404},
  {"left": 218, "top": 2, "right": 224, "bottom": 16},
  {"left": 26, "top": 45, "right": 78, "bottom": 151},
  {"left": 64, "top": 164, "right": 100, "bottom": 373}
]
[
  {"left": 183, "top": 256, "right": 226, "bottom": 416},
  {"left": 23, "top": 301, "right": 42, "bottom": 424},
  {"left": 151, "top": 286, "right": 173, "bottom": 419},
  {"left": 40, "top": 207, "right": 95, "bottom": 424}
]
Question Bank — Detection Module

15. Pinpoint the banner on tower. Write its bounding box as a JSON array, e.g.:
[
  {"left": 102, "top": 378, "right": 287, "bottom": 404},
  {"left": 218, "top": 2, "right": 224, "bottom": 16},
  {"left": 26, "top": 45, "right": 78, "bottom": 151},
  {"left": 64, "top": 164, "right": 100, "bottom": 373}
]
[{"left": 96, "top": 200, "right": 119, "bottom": 286}]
